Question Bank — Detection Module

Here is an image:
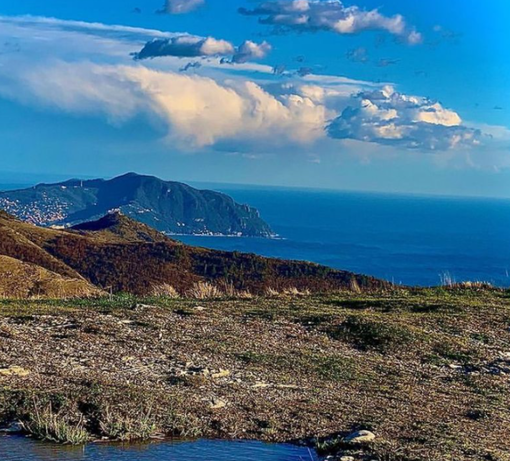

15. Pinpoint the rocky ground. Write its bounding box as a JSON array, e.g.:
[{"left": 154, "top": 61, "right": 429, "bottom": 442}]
[{"left": 0, "top": 288, "right": 509, "bottom": 460}]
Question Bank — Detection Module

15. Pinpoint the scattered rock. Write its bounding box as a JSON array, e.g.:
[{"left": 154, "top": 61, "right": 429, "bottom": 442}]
[
  {"left": 212, "top": 369, "right": 231, "bottom": 379},
  {"left": 176, "top": 363, "right": 231, "bottom": 380},
  {"left": 276, "top": 384, "right": 301, "bottom": 389},
  {"left": 181, "top": 363, "right": 210, "bottom": 376},
  {"left": 210, "top": 398, "right": 227, "bottom": 409},
  {"left": 0, "top": 366, "right": 30, "bottom": 377},
  {"left": 252, "top": 382, "right": 271, "bottom": 389},
  {"left": 136, "top": 304, "right": 158, "bottom": 310},
  {"left": 340, "top": 457, "right": 356, "bottom": 461},
  {"left": 448, "top": 363, "right": 463, "bottom": 370},
  {"left": 345, "top": 430, "right": 376, "bottom": 444},
  {"left": 118, "top": 319, "right": 135, "bottom": 325}
]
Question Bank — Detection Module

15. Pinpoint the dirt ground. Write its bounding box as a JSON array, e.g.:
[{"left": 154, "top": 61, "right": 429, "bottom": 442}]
[{"left": 0, "top": 288, "right": 509, "bottom": 460}]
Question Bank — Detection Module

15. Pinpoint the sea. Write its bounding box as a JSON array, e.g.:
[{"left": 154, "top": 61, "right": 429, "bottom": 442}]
[
  {"left": 181, "top": 185, "right": 510, "bottom": 288},
  {"left": 1, "top": 181, "right": 509, "bottom": 287}
]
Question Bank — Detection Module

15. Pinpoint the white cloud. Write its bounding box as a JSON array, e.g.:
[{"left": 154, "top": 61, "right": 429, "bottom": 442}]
[
  {"left": 328, "top": 86, "right": 482, "bottom": 150},
  {"left": 0, "top": 14, "right": 496, "bottom": 156},
  {"left": 134, "top": 36, "right": 271, "bottom": 64},
  {"left": 231, "top": 40, "right": 272, "bottom": 64},
  {"left": 134, "top": 36, "right": 235, "bottom": 60},
  {"left": 239, "top": 0, "right": 422, "bottom": 45},
  {"left": 0, "top": 59, "right": 328, "bottom": 147},
  {"left": 0, "top": 14, "right": 176, "bottom": 41},
  {"left": 158, "top": 0, "right": 205, "bottom": 15}
]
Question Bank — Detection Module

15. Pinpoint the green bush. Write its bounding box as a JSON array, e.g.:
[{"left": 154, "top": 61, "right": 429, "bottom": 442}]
[{"left": 329, "top": 315, "right": 413, "bottom": 352}]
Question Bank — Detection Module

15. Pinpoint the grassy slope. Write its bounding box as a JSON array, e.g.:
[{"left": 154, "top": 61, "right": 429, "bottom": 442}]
[
  {"left": 0, "top": 256, "right": 101, "bottom": 299},
  {"left": 0, "top": 212, "right": 387, "bottom": 295},
  {"left": 0, "top": 288, "right": 509, "bottom": 460}
]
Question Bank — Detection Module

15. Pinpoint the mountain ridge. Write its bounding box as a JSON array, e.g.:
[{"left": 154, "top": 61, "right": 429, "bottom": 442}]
[
  {"left": 0, "top": 173, "right": 274, "bottom": 237},
  {"left": 0, "top": 211, "right": 388, "bottom": 296}
]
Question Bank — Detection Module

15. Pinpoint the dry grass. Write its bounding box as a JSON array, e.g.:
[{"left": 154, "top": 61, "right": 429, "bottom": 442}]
[
  {"left": 283, "top": 287, "right": 311, "bottom": 297},
  {"left": 440, "top": 272, "right": 495, "bottom": 291},
  {"left": 186, "top": 281, "right": 222, "bottom": 299},
  {"left": 349, "top": 277, "right": 362, "bottom": 294},
  {"left": 264, "top": 287, "right": 281, "bottom": 297},
  {"left": 264, "top": 287, "right": 312, "bottom": 297},
  {"left": 150, "top": 283, "right": 180, "bottom": 298},
  {"left": 185, "top": 281, "right": 253, "bottom": 300},
  {"left": 450, "top": 281, "right": 494, "bottom": 290},
  {"left": 0, "top": 256, "right": 102, "bottom": 299}
]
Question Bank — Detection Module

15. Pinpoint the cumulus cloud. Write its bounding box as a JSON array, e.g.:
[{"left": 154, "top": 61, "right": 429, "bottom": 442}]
[
  {"left": 133, "top": 36, "right": 271, "bottom": 63},
  {"left": 158, "top": 0, "right": 205, "bottom": 14},
  {"left": 0, "top": 14, "right": 494, "bottom": 157},
  {"left": 232, "top": 40, "right": 272, "bottom": 63},
  {"left": 239, "top": 0, "right": 422, "bottom": 45},
  {"left": 328, "top": 86, "right": 481, "bottom": 150},
  {"left": 134, "top": 35, "right": 234, "bottom": 60},
  {"left": 0, "top": 60, "right": 327, "bottom": 147}
]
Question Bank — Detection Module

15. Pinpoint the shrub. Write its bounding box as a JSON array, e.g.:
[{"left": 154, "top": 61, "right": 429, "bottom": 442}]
[{"left": 329, "top": 316, "right": 412, "bottom": 352}]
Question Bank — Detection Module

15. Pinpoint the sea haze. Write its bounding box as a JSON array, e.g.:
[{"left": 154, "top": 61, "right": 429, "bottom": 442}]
[
  {"left": 181, "top": 185, "right": 510, "bottom": 288},
  {"left": 1, "top": 181, "right": 508, "bottom": 287}
]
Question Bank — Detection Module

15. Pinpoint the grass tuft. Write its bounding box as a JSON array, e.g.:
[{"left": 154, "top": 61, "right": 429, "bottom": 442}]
[
  {"left": 150, "top": 283, "right": 180, "bottom": 298},
  {"left": 99, "top": 407, "right": 157, "bottom": 441},
  {"left": 187, "top": 282, "right": 222, "bottom": 299},
  {"left": 22, "top": 404, "right": 89, "bottom": 445}
]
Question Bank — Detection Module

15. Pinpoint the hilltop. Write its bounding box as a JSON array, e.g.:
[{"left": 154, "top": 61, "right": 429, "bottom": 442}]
[
  {"left": 0, "top": 173, "right": 274, "bottom": 237},
  {"left": 0, "top": 211, "right": 386, "bottom": 297}
]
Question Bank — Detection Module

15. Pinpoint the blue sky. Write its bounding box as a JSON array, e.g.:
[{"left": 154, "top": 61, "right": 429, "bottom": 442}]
[{"left": 0, "top": 0, "right": 509, "bottom": 197}]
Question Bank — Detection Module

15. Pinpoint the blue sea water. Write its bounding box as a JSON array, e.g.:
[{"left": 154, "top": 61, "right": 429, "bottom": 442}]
[
  {"left": 179, "top": 186, "right": 510, "bottom": 287},
  {"left": 1, "top": 181, "right": 509, "bottom": 287}
]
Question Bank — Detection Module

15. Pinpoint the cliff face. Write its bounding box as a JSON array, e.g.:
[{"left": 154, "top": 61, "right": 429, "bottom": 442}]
[{"left": 0, "top": 173, "right": 274, "bottom": 237}]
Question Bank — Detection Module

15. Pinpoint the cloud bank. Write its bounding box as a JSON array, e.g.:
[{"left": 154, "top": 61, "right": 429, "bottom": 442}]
[
  {"left": 0, "top": 15, "right": 491, "bottom": 155},
  {"left": 0, "top": 60, "right": 328, "bottom": 147},
  {"left": 239, "top": 0, "right": 422, "bottom": 45}
]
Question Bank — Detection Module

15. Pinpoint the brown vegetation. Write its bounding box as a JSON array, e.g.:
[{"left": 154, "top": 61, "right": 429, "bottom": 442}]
[
  {"left": 0, "top": 211, "right": 389, "bottom": 297},
  {"left": 0, "top": 256, "right": 101, "bottom": 299}
]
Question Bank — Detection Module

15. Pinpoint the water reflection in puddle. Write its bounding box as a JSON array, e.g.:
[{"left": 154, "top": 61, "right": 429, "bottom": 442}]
[{"left": 0, "top": 436, "right": 318, "bottom": 461}]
